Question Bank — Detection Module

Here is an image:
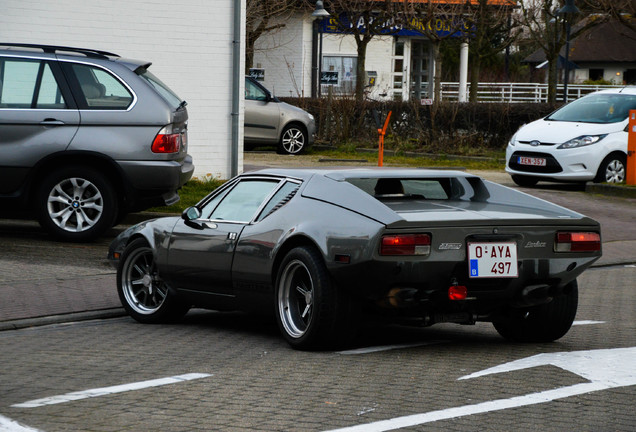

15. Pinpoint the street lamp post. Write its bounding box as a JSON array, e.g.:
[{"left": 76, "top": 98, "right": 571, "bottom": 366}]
[
  {"left": 558, "top": 0, "right": 580, "bottom": 103},
  {"left": 312, "top": 1, "right": 330, "bottom": 98}
]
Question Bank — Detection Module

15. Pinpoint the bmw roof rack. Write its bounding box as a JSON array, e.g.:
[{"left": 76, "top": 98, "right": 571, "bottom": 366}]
[{"left": 0, "top": 43, "right": 120, "bottom": 59}]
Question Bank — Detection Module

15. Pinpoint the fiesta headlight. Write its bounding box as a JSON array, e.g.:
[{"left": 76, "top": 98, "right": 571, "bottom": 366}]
[
  {"left": 557, "top": 134, "right": 607, "bottom": 149},
  {"left": 508, "top": 132, "right": 518, "bottom": 147}
]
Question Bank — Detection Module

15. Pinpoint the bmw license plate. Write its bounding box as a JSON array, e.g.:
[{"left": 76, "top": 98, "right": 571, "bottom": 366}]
[
  {"left": 517, "top": 156, "right": 546, "bottom": 166},
  {"left": 468, "top": 242, "right": 518, "bottom": 278}
]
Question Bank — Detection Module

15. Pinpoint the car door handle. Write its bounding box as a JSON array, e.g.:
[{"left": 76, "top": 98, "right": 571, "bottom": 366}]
[{"left": 39, "top": 118, "right": 65, "bottom": 126}]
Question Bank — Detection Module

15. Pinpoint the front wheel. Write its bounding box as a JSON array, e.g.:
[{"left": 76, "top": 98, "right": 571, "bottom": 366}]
[
  {"left": 511, "top": 174, "right": 539, "bottom": 188},
  {"left": 493, "top": 280, "right": 578, "bottom": 342},
  {"left": 117, "top": 238, "right": 190, "bottom": 324},
  {"left": 277, "top": 124, "right": 307, "bottom": 155},
  {"left": 275, "top": 246, "right": 357, "bottom": 350},
  {"left": 36, "top": 167, "right": 117, "bottom": 242},
  {"left": 594, "top": 153, "right": 626, "bottom": 183}
]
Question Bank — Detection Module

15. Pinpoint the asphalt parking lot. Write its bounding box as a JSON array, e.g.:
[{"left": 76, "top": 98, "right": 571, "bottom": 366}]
[{"left": 1, "top": 153, "right": 635, "bottom": 431}]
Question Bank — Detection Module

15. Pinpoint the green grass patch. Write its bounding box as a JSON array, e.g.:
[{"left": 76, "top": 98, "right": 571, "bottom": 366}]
[{"left": 149, "top": 175, "right": 225, "bottom": 213}]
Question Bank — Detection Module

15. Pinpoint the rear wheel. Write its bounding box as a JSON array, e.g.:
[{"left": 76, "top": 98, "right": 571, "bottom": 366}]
[
  {"left": 277, "top": 124, "right": 307, "bottom": 155},
  {"left": 511, "top": 174, "right": 539, "bottom": 188},
  {"left": 493, "top": 280, "right": 578, "bottom": 342},
  {"left": 275, "top": 245, "right": 357, "bottom": 350},
  {"left": 117, "top": 238, "right": 190, "bottom": 323},
  {"left": 36, "top": 166, "right": 117, "bottom": 242},
  {"left": 594, "top": 153, "right": 626, "bottom": 183}
]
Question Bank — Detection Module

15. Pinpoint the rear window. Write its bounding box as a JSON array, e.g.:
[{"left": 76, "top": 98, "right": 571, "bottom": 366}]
[
  {"left": 137, "top": 68, "right": 182, "bottom": 108},
  {"left": 347, "top": 178, "right": 465, "bottom": 201},
  {"left": 546, "top": 93, "right": 636, "bottom": 124}
]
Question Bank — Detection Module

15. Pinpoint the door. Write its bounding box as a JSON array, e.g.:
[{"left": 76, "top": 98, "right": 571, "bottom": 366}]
[
  {"left": 410, "top": 40, "right": 433, "bottom": 101},
  {"left": 164, "top": 178, "right": 282, "bottom": 296},
  {"left": 244, "top": 77, "right": 280, "bottom": 144},
  {"left": 0, "top": 57, "right": 79, "bottom": 194}
]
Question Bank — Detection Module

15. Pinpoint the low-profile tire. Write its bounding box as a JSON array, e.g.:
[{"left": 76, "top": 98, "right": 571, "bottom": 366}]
[
  {"left": 493, "top": 280, "right": 578, "bottom": 343},
  {"left": 117, "top": 238, "right": 190, "bottom": 324},
  {"left": 277, "top": 124, "right": 307, "bottom": 155},
  {"left": 275, "top": 245, "right": 357, "bottom": 350},
  {"left": 594, "top": 153, "right": 626, "bottom": 183},
  {"left": 36, "top": 166, "right": 117, "bottom": 242},
  {"left": 511, "top": 174, "right": 539, "bottom": 188}
]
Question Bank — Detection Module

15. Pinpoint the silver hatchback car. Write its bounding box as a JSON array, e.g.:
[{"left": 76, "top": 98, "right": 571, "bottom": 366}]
[
  {"left": 0, "top": 43, "right": 194, "bottom": 241},
  {"left": 244, "top": 76, "right": 315, "bottom": 155}
]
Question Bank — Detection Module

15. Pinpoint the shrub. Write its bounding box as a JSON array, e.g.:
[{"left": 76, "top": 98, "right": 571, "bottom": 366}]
[{"left": 279, "top": 97, "right": 555, "bottom": 154}]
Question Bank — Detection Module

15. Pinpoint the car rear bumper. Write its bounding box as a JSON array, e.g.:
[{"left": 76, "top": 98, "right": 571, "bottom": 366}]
[{"left": 118, "top": 154, "right": 194, "bottom": 209}]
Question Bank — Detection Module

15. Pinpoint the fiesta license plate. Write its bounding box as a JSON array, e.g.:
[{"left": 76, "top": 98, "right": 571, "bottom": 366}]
[
  {"left": 517, "top": 156, "right": 546, "bottom": 166},
  {"left": 468, "top": 242, "right": 518, "bottom": 278}
]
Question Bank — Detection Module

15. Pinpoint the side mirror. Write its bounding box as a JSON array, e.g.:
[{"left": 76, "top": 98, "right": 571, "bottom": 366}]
[{"left": 182, "top": 206, "right": 201, "bottom": 221}]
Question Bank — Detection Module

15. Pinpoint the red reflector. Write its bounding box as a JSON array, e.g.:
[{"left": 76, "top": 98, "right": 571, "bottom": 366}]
[
  {"left": 449, "top": 285, "right": 467, "bottom": 301},
  {"left": 152, "top": 133, "right": 180, "bottom": 153},
  {"left": 380, "top": 234, "right": 431, "bottom": 256},
  {"left": 555, "top": 232, "right": 601, "bottom": 252}
]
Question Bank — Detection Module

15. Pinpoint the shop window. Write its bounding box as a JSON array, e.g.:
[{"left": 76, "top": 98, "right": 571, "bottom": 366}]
[{"left": 322, "top": 56, "right": 357, "bottom": 95}]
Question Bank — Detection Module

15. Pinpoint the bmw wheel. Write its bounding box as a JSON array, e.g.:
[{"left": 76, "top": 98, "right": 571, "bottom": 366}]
[
  {"left": 278, "top": 124, "right": 307, "bottom": 155},
  {"left": 493, "top": 280, "right": 578, "bottom": 342},
  {"left": 117, "top": 238, "right": 190, "bottom": 324},
  {"left": 36, "top": 167, "right": 117, "bottom": 242},
  {"left": 275, "top": 246, "right": 357, "bottom": 350},
  {"left": 595, "top": 153, "right": 626, "bottom": 183}
]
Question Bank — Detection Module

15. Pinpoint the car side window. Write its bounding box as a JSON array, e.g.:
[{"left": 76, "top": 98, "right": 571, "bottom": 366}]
[
  {"left": 208, "top": 179, "right": 279, "bottom": 223},
  {"left": 0, "top": 58, "right": 67, "bottom": 109},
  {"left": 245, "top": 78, "right": 268, "bottom": 101},
  {"left": 256, "top": 181, "right": 300, "bottom": 222},
  {"left": 71, "top": 63, "right": 133, "bottom": 110}
]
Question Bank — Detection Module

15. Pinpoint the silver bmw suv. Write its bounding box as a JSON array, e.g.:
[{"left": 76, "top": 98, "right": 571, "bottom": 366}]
[{"left": 0, "top": 43, "right": 194, "bottom": 241}]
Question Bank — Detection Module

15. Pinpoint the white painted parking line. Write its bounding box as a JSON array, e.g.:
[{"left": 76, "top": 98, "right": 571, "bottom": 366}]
[
  {"left": 11, "top": 373, "right": 211, "bottom": 408},
  {"left": 337, "top": 341, "right": 446, "bottom": 355},
  {"left": 572, "top": 320, "right": 605, "bottom": 326},
  {"left": 0, "top": 414, "right": 42, "bottom": 432},
  {"left": 324, "top": 347, "right": 636, "bottom": 432}
]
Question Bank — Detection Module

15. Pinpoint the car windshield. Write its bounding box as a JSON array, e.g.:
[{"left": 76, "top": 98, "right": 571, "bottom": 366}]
[
  {"left": 546, "top": 93, "right": 636, "bottom": 124},
  {"left": 136, "top": 68, "right": 182, "bottom": 108}
]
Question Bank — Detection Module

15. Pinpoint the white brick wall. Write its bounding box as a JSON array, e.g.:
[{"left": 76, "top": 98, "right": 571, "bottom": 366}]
[{"left": 1, "top": 0, "right": 244, "bottom": 179}]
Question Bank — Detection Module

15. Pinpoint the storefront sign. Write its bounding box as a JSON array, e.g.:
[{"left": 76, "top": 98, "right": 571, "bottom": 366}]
[
  {"left": 249, "top": 68, "right": 265, "bottom": 81},
  {"left": 320, "top": 14, "right": 471, "bottom": 38},
  {"left": 320, "top": 71, "right": 339, "bottom": 85}
]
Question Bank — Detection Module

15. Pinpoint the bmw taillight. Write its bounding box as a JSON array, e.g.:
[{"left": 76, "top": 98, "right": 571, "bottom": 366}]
[
  {"left": 151, "top": 126, "right": 181, "bottom": 153},
  {"left": 380, "top": 234, "right": 431, "bottom": 256},
  {"left": 555, "top": 232, "right": 601, "bottom": 252}
]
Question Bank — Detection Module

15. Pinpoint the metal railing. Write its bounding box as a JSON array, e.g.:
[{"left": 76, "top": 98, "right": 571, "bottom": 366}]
[{"left": 439, "top": 82, "right": 624, "bottom": 103}]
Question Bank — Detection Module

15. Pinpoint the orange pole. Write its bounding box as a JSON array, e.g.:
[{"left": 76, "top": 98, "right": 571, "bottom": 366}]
[
  {"left": 377, "top": 111, "right": 392, "bottom": 167},
  {"left": 627, "top": 110, "right": 636, "bottom": 186}
]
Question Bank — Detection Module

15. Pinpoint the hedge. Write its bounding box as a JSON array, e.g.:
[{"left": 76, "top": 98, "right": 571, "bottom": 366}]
[{"left": 279, "top": 97, "right": 557, "bottom": 154}]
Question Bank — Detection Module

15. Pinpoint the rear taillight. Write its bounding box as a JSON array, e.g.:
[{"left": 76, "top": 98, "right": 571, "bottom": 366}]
[
  {"left": 152, "top": 127, "right": 181, "bottom": 153},
  {"left": 555, "top": 232, "right": 601, "bottom": 252},
  {"left": 380, "top": 234, "right": 431, "bottom": 256}
]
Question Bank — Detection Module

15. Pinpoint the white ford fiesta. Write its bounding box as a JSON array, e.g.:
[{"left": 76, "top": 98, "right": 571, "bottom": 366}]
[{"left": 506, "top": 88, "right": 636, "bottom": 187}]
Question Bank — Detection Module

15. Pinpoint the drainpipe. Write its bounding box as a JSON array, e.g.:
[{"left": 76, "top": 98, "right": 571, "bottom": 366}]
[{"left": 231, "top": 0, "right": 243, "bottom": 177}]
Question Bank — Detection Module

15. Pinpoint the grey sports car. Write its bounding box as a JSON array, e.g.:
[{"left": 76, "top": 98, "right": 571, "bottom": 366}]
[{"left": 108, "top": 168, "right": 602, "bottom": 350}]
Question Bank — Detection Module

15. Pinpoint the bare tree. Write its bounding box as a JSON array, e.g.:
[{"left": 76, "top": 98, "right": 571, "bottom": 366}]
[
  {"left": 324, "top": 0, "right": 404, "bottom": 101},
  {"left": 519, "top": 0, "right": 606, "bottom": 104},
  {"left": 245, "top": 0, "right": 304, "bottom": 73},
  {"left": 463, "top": 0, "right": 519, "bottom": 102}
]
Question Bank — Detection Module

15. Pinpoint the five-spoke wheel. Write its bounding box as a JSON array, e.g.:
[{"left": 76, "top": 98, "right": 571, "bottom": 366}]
[
  {"left": 117, "top": 238, "right": 189, "bottom": 323},
  {"left": 278, "top": 124, "right": 307, "bottom": 155}
]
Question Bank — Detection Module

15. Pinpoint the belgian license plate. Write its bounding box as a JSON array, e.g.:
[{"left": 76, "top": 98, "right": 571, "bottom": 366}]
[
  {"left": 468, "top": 242, "right": 518, "bottom": 278},
  {"left": 518, "top": 156, "right": 546, "bottom": 166}
]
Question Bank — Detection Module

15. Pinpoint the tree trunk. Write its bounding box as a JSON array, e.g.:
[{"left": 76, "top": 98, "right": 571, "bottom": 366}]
[
  {"left": 432, "top": 40, "right": 442, "bottom": 102},
  {"left": 355, "top": 40, "right": 368, "bottom": 102}
]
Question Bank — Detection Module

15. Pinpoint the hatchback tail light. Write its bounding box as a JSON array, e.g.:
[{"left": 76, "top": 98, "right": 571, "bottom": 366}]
[
  {"left": 152, "top": 126, "right": 181, "bottom": 153},
  {"left": 555, "top": 232, "right": 601, "bottom": 252},
  {"left": 380, "top": 234, "right": 431, "bottom": 256}
]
